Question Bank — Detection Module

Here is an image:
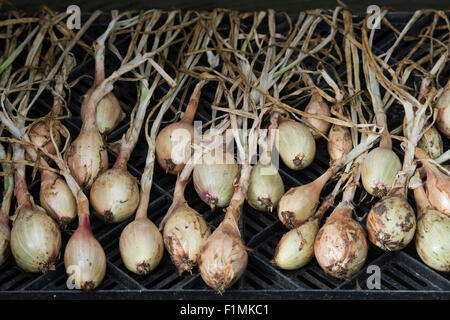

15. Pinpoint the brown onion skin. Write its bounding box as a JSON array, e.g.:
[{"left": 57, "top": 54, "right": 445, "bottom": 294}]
[
  {"left": 155, "top": 122, "right": 194, "bottom": 175},
  {"left": 304, "top": 93, "right": 331, "bottom": 139},
  {"left": 198, "top": 213, "right": 247, "bottom": 294},
  {"left": 67, "top": 129, "right": 108, "bottom": 190},
  {"left": 278, "top": 169, "right": 333, "bottom": 229},
  {"left": 366, "top": 196, "right": 416, "bottom": 251},
  {"left": 163, "top": 204, "right": 211, "bottom": 275},
  {"left": 81, "top": 90, "right": 124, "bottom": 136},
  {"left": 39, "top": 175, "right": 77, "bottom": 230},
  {"left": 423, "top": 164, "right": 450, "bottom": 217},
  {"left": 0, "top": 217, "right": 10, "bottom": 266},
  {"left": 90, "top": 167, "right": 140, "bottom": 223},
  {"left": 28, "top": 121, "right": 62, "bottom": 157},
  {"left": 327, "top": 125, "right": 352, "bottom": 162},
  {"left": 314, "top": 203, "right": 368, "bottom": 279},
  {"left": 417, "top": 127, "right": 443, "bottom": 159}
]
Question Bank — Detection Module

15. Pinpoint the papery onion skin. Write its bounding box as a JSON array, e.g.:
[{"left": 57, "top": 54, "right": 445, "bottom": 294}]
[
  {"left": 436, "top": 103, "right": 450, "bottom": 138},
  {"left": 64, "top": 216, "right": 106, "bottom": 291},
  {"left": 90, "top": 167, "right": 140, "bottom": 223},
  {"left": 40, "top": 176, "right": 77, "bottom": 229},
  {"left": 198, "top": 214, "right": 247, "bottom": 294},
  {"left": 10, "top": 206, "right": 61, "bottom": 273},
  {"left": 366, "top": 196, "right": 416, "bottom": 251},
  {"left": 67, "top": 129, "right": 108, "bottom": 190},
  {"left": 314, "top": 204, "right": 368, "bottom": 279},
  {"left": 415, "top": 210, "right": 450, "bottom": 272},
  {"left": 423, "top": 164, "right": 450, "bottom": 216},
  {"left": 272, "top": 219, "right": 319, "bottom": 270},
  {"left": 304, "top": 94, "right": 331, "bottom": 139},
  {"left": 278, "top": 186, "right": 318, "bottom": 228},
  {"left": 361, "top": 148, "right": 401, "bottom": 197},
  {"left": 436, "top": 88, "right": 450, "bottom": 110},
  {"left": 156, "top": 123, "right": 194, "bottom": 175},
  {"left": 163, "top": 204, "right": 211, "bottom": 275},
  {"left": 193, "top": 153, "right": 239, "bottom": 210},
  {"left": 81, "top": 91, "right": 125, "bottom": 136},
  {"left": 0, "top": 218, "right": 10, "bottom": 266},
  {"left": 247, "top": 163, "right": 284, "bottom": 212},
  {"left": 417, "top": 127, "right": 443, "bottom": 159},
  {"left": 28, "top": 121, "right": 62, "bottom": 156},
  {"left": 278, "top": 169, "right": 332, "bottom": 229},
  {"left": 278, "top": 120, "right": 316, "bottom": 170},
  {"left": 327, "top": 125, "right": 352, "bottom": 162},
  {"left": 120, "top": 218, "right": 164, "bottom": 275},
  {"left": 403, "top": 120, "right": 443, "bottom": 159}
]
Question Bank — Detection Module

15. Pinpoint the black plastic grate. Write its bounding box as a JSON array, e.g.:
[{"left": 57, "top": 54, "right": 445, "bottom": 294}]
[{"left": 0, "top": 11, "right": 449, "bottom": 300}]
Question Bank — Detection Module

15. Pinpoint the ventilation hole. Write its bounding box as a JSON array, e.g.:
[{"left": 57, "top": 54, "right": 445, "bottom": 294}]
[
  {"left": 245, "top": 275, "right": 264, "bottom": 289},
  {"left": 383, "top": 269, "right": 416, "bottom": 290},
  {"left": 103, "top": 281, "right": 118, "bottom": 290},
  {"left": 306, "top": 270, "right": 337, "bottom": 289},
  {"left": 257, "top": 247, "right": 274, "bottom": 261},
  {"left": 144, "top": 269, "right": 175, "bottom": 288},
  {"left": 296, "top": 274, "right": 320, "bottom": 289},
  {"left": 161, "top": 276, "right": 182, "bottom": 289},
  {"left": 0, "top": 269, "right": 22, "bottom": 286},
  {"left": 7, "top": 275, "right": 32, "bottom": 290},
  {"left": 248, "top": 265, "right": 274, "bottom": 286},
  {"left": 381, "top": 278, "right": 397, "bottom": 290},
  {"left": 391, "top": 263, "right": 428, "bottom": 287}
]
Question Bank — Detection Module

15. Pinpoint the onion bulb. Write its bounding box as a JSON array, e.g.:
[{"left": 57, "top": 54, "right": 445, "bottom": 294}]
[
  {"left": 193, "top": 151, "right": 239, "bottom": 210},
  {"left": 314, "top": 202, "right": 368, "bottom": 279},
  {"left": 28, "top": 121, "right": 62, "bottom": 156},
  {"left": 11, "top": 205, "right": 61, "bottom": 273},
  {"left": 10, "top": 146, "right": 61, "bottom": 273},
  {"left": 403, "top": 120, "right": 443, "bottom": 159},
  {"left": 247, "top": 162, "right": 284, "bottom": 212},
  {"left": 278, "top": 168, "right": 333, "bottom": 229},
  {"left": 198, "top": 212, "right": 247, "bottom": 293},
  {"left": 416, "top": 211, "right": 450, "bottom": 272},
  {"left": 413, "top": 177, "right": 450, "bottom": 272},
  {"left": 0, "top": 144, "right": 12, "bottom": 266},
  {"left": 327, "top": 125, "right": 352, "bottom": 162},
  {"left": 198, "top": 163, "right": 252, "bottom": 293},
  {"left": 361, "top": 148, "right": 401, "bottom": 197},
  {"left": 416, "top": 149, "right": 450, "bottom": 216},
  {"left": 81, "top": 90, "right": 125, "bottom": 136},
  {"left": 67, "top": 128, "right": 108, "bottom": 190},
  {"left": 0, "top": 217, "right": 10, "bottom": 266},
  {"left": 366, "top": 196, "right": 416, "bottom": 251},
  {"left": 436, "top": 86, "right": 450, "bottom": 138},
  {"left": 64, "top": 214, "right": 106, "bottom": 291},
  {"left": 163, "top": 204, "right": 211, "bottom": 275},
  {"left": 417, "top": 127, "right": 443, "bottom": 159},
  {"left": 156, "top": 81, "right": 204, "bottom": 174},
  {"left": 272, "top": 219, "right": 319, "bottom": 270},
  {"left": 278, "top": 119, "right": 316, "bottom": 170},
  {"left": 304, "top": 93, "right": 331, "bottom": 139},
  {"left": 40, "top": 174, "right": 77, "bottom": 229},
  {"left": 120, "top": 218, "right": 164, "bottom": 274},
  {"left": 90, "top": 167, "right": 139, "bottom": 223}
]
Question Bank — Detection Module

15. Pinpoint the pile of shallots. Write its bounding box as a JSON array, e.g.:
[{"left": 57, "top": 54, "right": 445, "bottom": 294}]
[{"left": 0, "top": 7, "right": 448, "bottom": 296}]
